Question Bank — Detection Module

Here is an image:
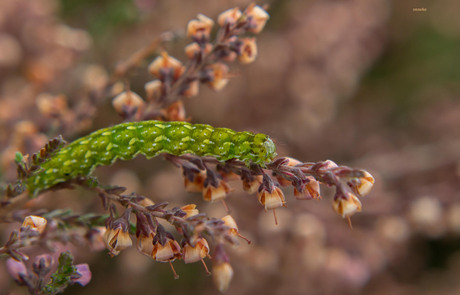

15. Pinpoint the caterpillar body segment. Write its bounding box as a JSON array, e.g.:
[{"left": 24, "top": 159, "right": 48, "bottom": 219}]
[{"left": 27, "top": 121, "right": 277, "bottom": 196}]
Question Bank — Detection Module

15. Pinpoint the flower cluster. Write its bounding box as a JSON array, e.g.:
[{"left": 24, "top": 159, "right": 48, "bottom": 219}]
[
  {"left": 96, "top": 188, "right": 244, "bottom": 289},
  {"left": 111, "top": 4, "right": 270, "bottom": 122}
]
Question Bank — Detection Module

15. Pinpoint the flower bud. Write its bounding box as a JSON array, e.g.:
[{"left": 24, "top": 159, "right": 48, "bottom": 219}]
[
  {"left": 180, "top": 80, "right": 199, "bottom": 97},
  {"left": 221, "top": 215, "right": 239, "bottom": 236},
  {"left": 144, "top": 80, "right": 163, "bottom": 101},
  {"left": 112, "top": 91, "right": 145, "bottom": 115},
  {"left": 237, "top": 38, "right": 257, "bottom": 64},
  {"left": 32, "top": 254, "right": 54, "bottom": 276},
  {"left": 242, "top": 175, "right": 263, "bottom": 194},
  {"left": 148, "top": 52, "right": 184, "bottom": 80},
  {"left": 181, "top": 204, "right": 199, "bottom": 218},
  {"left": 332, "top": 191, "right": 362, "bottom": 218},
  {"left": 217, "top": 8, "right": 242, "bottom": 27},
  {"left": 257, "top": 186, "right": 286, "bottom": 210},
  {"left": 184, "top": 170, "right": 206, "bottom": 193},
  {"left": 187, "top": 14, "right": 214, "bottom": 40},
  {"left": 353, "top": 170, "right": 375, "bottom": 197},
  {"left": 203, "top": 179, "right": 232, "bottom": 202},
  {"left": 73, "top": 264, "right": 92, "bottom": 286},
  {"left": 205, "top": 63, "right": 229, "bottom": 91},
  {"left": 6, "top": 258, "right": 28, "bottom": 284},
  {"left": 165, "top": 101, "right": 187, "bottom": 121},
  {"left": 294, "top": 176, "right": 320, "bottom": 200},
  {"left": 183, "top": 238, "right": 210, "bottom": 264},
  {"left": 185, "top": 42, "right": 213, "bottom": 59},
  {"left": 137, "top": 232, "right": 155, "bottom": 257},
  {"left": 152, "top": 238, "right": 182, "bottom": 262},
  {"left": 22, "top": 215, "right": 47, "bottom": 234},
  {"left": 103, "top": 224, "right": 132, "bottom": 256},
  {"left": 245, "top": 5, "right": 269, "bottom": 34},
  {"left": 213, "top": 262, "right": 233, "bottom": 292}
]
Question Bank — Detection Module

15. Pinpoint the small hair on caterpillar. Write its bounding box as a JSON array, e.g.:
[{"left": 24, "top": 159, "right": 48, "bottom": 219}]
[{"left": 26, "top": 120, "right": 277, "bottom": 197}]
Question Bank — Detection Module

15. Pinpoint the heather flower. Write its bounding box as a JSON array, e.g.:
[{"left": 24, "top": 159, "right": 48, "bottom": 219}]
[
  {"left": 245, "top": 4, "right": 269, "bottom": 34},
  {"left": 257, "top": 186, "right": 286, "bottom": 210},
  {"left": 333, "top": 190, "right": 362, "bottom": 218},
  {"left": 237, "top": 38, "right": 258, "bottom": 64},
  {"left": 181, "top": 204, "right": 199, "bottom": 218},
  {"left": 187, "top": 14, "right": 214, "bottom": 40},
  {"left": 148, "top": 51, "right": 185, "bottom": 81},
  {"left": 202, "top": 179, "right": 232, "bottom": 202},
  {"left": 184, "top": 170, "right": 206, "bottom": 193},
  {"left": 144, "top": 80, "right": 162, "bottom": 101},
  {"left": 217, "top": 8, "right": 242, "bottom": 26},
  {"left": 21, "top": 215, "right": 47, "bottom": 234},
  {"left": 184, "top": 42, "right": 213, "bottom": 59},
  {"left": 103, "top": 224, "right": 132, "bottom": 256},
  {"left": 72, "top": 263, "right": 92, "bottom": 286},
  {"left": 212, "top": 244, "right": 233, "bottom": 292},
  {"left": 182, "top": 237, "right": 210, "bottom": 264},
  {"left": 242, "top": 175, "right": 262, "bottom": 194},
  {"left": 180, "top": 80, "right": 200, "bottom": 97},
  {"left": 349, "top": 170, "right": 375, "bottom": 197},
  {"left": 112, "top": 90, "right": 145, "bottom": 115},
  {"left": 152, "top": 237, "right": 181, "bottom": 262},
  {"left": 6, "top": 258, "right": 27, "bottom": 284},
  {"left": 294, "top": 176, "right": 321, "bottom": 200},
  {"left": 205, "top": 63, "right": 229, "bottom": 91}
]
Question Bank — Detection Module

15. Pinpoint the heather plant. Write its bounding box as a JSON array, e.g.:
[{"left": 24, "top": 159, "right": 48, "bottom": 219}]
[{"left": 0, "top": 3, "right": 375, "bottom": 294}]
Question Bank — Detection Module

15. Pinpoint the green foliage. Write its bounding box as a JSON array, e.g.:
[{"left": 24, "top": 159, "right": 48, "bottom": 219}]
[{"left": 42, "top": 252, "right": 78, "bottom": 295}]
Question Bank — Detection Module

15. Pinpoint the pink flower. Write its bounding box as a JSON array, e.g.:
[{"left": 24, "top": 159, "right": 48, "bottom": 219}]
[
  {"left": 73, "top": 263, "right": 92, "bottom": 286},
  {"left": 6, "top": 258, "right": 28, "bottom": 284}
]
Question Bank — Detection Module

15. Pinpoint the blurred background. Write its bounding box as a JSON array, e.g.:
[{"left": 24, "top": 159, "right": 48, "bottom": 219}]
[{"left": 1, "top": 0, "right": 460, "bottom": 294}]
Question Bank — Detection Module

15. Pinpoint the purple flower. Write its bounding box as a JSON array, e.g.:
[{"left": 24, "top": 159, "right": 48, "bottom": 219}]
[
  {"left": 73, "top": 264, "right": 92, "bottom": 286},
  {"left": 6, "top": 258, "right": 28, "bottom": 284}
]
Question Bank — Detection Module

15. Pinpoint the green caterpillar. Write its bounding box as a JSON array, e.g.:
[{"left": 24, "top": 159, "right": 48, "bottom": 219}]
[{"left": 27, "top": 121, "right": 276, "bottom": 196}]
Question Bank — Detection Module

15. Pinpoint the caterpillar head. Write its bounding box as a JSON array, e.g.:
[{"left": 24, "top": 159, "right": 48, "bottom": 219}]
[
  {"left": 262, "top": 137, "right": 277, "bottom": 163},
  {"left": 251, "top": 134, "right": 276, "bottom": 165}
]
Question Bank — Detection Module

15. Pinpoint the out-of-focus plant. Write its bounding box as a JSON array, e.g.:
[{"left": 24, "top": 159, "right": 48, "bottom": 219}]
[{"left": 0, "top": 3, "right": 374, "bottom": 294}]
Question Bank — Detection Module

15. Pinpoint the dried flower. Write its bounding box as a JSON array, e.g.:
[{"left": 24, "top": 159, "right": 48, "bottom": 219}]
[
  {"left": 221, "top": 215, "right": 239, "bottom": 236},
  {"left": 165, "top": 100, "right": 187, "bottom": 121},
  {"left": 185, "top": 42, "right": 213, "bottom": 59},
  {"left": 212, "top": 244, "right": 233, "bottom": 292},
  {"left": 152, "top": 237, "right": 182, "bottom": 262},
  {"left": 203, "top": 179, "right": 232, "bottom": 202},
  {"left": 205, "top": 63, "right": 229, "bottom": 91},
  {"left": 257, "top": 186, "right": 286, "bottom": 210},
  {"left": 144, "top": 80, "right": 163, "bottom": 101},
  {"left": 187, "top": 14, "right": 214, "bottom": 40},
  {"left": 237, "top": 38, "right": 258, "bottom": 64},
  {"left": 181, "top": 204, "right": 199, "bottom": 218},
  {"left": 349, "top": 170, "right": 375, "bottom": 197},
  {"left": 182, "top": 237, "right": 210, "bottom": 264},
  {"left": 21, "top": 215, "right": 47, "bottom": 234},
  {"left": 332, "top": 191, "right": 362, "bottom": 218},
  {"left": 242, "top": 175, "right": 263, "bottom": 194},
  {"left": 72, "top": 264, "right": 92, "bottom": 286},
  {"left": 103, "top": 224, "right": 132, "bottom": 256},
  {"left": 221, "top": 215, "right": 250, "bottom": 243},
  {"left": 112, "top": 90, "right": 145, "bottom": 115},
  {"left": 137, "top": 232, "right": 155, "bottom": 257},
  {"left": 217, "top": 8, "right": 242, "bottom": 27},
  {"left": 184, "top": 170, "right": 206, "bottom": 193},
  {"left": 245, "top": 5, "right": 270, "bottom": 34},
  {"left": 148, "top": 51, "right": 185, "bottom": 81},
  {"left": 180, "top": 80, "right": 200, "bottom": 97},
  {"left": 294, "top": 176, "right": 321, "bottom": 200}
]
